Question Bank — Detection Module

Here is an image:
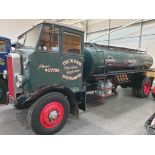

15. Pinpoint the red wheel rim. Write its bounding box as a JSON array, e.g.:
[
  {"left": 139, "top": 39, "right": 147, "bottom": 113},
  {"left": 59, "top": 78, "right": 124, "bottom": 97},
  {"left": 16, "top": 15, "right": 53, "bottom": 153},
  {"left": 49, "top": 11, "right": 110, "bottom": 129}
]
[
  {"left": 143, "top": 81, "right": 151, "bottom": 95},
  {"left": 40, "top": 101, "right": 64, "bottom": 129}
]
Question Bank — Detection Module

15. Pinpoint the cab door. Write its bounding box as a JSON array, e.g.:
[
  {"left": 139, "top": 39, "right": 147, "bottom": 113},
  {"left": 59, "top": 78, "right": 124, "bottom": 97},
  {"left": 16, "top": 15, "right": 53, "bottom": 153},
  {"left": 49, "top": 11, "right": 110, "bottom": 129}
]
[
  {"left": 61, "top": 29, "right": 84, "bottom": 93},
  {"left": 32, "top": 25, "right": 61, "bottom": 89}
]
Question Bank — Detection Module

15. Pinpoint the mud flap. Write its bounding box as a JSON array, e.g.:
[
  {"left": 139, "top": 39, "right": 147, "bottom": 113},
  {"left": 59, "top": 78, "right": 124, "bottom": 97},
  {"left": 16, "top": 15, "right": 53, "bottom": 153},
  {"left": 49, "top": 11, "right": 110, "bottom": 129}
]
[{"left": 78, "top": 92, "right": 86, "bottom": 111}]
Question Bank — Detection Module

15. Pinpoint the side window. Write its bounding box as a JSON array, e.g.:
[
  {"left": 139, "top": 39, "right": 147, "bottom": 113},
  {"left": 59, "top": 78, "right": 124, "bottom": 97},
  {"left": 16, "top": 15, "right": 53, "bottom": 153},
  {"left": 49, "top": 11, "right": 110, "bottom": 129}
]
[
  {"left": 0, "top": 40, "right": 6, "bottom": 53},
  {"left": 63, "top": 32, "right": 81, "bottom": 54},
  {"left": 38, "top": 25, "right": 59, "bottom": 52}
]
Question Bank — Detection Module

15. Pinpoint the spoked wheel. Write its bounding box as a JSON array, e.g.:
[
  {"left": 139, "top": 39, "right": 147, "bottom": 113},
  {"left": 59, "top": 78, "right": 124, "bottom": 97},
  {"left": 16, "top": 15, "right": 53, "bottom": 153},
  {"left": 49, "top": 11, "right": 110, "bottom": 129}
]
[
  {"left": 0, "top": 79, "right": 7, "bottom": 104},
  {"left": 27, "top": 92, "right": 70, "bottom": 135}
]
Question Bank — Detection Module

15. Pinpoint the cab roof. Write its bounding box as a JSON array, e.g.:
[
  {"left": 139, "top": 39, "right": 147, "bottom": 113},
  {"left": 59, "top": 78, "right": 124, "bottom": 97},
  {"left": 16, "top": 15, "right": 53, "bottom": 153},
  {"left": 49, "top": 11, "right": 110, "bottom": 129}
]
[
  {"left": 39, "top": 21, "right": 84, "bottom": 32},
  {"left": 18, "top": 21, "right": 84, "bottom": 39}
]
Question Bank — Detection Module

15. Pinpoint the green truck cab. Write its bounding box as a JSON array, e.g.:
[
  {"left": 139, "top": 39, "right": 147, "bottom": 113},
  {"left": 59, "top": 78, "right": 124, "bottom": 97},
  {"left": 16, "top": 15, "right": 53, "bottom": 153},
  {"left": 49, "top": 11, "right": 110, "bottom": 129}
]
[
  {"left": 7, "top": 22, "right": 154, "bottom": 134},
  {"left": 7, "top": 22, "right": 85, "bottom": 134}
]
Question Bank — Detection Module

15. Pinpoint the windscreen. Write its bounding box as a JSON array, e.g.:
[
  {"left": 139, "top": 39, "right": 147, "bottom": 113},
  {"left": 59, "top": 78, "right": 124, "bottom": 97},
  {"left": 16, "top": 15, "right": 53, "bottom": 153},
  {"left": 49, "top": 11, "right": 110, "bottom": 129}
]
[{"left": 17, "top": 24, "right": 42, "bottom": 49}]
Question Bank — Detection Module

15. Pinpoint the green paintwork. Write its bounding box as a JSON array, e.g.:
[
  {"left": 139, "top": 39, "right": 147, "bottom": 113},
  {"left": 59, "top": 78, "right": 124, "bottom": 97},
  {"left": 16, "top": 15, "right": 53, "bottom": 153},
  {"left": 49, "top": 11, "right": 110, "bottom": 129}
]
[
  {"left": 83, "top": 45, "right": 153, "bottom": 79},
  {"left": 17, "top": 23, "right": 84, "bottom": 93}
]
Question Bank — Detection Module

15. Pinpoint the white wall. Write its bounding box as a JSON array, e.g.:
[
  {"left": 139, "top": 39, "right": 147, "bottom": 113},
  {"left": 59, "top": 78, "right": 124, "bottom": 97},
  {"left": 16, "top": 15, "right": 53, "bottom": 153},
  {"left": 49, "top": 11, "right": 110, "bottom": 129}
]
[{"left": 0, "top": 19, "right": 40, "bottom": 42}]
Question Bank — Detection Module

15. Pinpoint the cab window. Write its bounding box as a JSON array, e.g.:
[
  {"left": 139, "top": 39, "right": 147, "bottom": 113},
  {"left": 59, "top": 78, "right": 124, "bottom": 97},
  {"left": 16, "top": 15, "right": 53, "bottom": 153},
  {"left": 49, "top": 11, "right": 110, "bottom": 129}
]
[
  {"left": 0, "top": 40, "right": 6, "bottom": 52},
  {"left": 63, "top": 32, "right": 81, "bottom": 54},
  {"left": 38, "top": 25, "right": 59, "bottom": 52}
]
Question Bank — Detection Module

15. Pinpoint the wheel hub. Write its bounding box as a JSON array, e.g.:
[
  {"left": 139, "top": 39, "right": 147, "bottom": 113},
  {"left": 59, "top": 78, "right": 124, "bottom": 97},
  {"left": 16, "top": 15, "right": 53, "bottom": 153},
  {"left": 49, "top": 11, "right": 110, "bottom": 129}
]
[
  {"left": 40, "top": 101, "right": 64, "bottom": 129},
  {"left": 49, "top": 110, "right": 59, "bottom": 120}
]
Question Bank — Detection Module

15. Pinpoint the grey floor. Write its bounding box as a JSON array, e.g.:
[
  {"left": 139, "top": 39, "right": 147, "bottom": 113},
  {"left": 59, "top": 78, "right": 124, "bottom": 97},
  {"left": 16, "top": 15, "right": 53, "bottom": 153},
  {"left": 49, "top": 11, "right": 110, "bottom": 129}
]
[{"left": 0, "top": 87, "right": 155, "bottom": 135}]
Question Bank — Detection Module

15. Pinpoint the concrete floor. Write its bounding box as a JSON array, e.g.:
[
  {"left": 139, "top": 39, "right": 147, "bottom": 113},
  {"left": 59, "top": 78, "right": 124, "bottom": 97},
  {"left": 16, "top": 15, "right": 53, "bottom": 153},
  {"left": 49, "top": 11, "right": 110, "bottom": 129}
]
[{"left": 0, "top": 87, "right": 155, "bottom": 135}]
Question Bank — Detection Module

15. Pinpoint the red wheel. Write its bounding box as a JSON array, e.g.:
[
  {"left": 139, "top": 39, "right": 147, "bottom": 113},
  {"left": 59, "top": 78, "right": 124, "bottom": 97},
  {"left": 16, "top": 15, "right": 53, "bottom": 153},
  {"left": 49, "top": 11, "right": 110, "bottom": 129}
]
[
  {"left": 40, "top": 101, "right": 64, "bottom": 128},
  {"left": 28, "top": 92, "right": 70, "bottom": 135},
  {"left": 143, "top": 81, "right": 151, "bottom": 96},
  {"left": 132, "top": 77, "right": 151, "bottom": 98},
  {"left": 138, "top": 78, "right": 151, "bottom": 98}
]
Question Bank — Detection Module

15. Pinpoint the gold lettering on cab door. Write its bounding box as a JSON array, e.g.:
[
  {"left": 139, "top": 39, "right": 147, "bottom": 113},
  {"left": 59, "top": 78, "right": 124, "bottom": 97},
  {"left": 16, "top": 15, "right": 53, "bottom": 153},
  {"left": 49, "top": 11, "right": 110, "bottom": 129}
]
[
  {"left": 62, "top": 59, "right": 82, "bottom": 81},
  {"left": 38, "top": 64, "right": 60, "bottom": 73}
]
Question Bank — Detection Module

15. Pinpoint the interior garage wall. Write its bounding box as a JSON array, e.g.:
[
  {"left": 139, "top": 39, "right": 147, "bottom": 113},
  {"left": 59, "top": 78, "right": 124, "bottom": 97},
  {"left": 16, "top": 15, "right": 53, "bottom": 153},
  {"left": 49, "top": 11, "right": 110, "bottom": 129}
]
[
  {"left": 0, "top": 19, "right": 40, "bottom": 42},
  {"left": 87, "top": 19, "right": 137, "bottom": 34},
  {"left": 84, "top": 19, "right": 155, "bottom": 67}
]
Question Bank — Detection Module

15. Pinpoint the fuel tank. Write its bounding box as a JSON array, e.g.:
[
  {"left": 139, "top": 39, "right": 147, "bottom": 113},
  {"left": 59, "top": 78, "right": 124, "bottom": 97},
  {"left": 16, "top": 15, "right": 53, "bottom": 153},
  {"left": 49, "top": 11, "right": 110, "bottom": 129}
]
[{"left": 83, "top": 43, "right": 153, "bottom": 79}]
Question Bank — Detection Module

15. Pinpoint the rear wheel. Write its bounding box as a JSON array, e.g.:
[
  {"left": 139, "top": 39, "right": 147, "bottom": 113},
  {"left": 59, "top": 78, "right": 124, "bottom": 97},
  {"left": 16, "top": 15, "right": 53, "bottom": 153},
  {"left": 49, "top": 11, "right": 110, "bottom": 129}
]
[
  {"left": 27, "top": 92, "right": 70, "bottom": 135},
  {"left": 132, "top": 77, "right": 151, "bottom": 98},
  {"left": 0, "top": 79, "right": 7, "bottom": 104},
  {"left": 138, "top": 78, "right": 151, "bottom": 98}
]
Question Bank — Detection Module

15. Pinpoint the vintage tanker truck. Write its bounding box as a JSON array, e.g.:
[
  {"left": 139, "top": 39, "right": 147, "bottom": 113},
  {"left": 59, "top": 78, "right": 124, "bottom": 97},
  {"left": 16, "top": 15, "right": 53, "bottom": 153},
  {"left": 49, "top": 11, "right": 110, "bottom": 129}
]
[{"left": 7, "top": 22, "right": 154, "bottom": 134}]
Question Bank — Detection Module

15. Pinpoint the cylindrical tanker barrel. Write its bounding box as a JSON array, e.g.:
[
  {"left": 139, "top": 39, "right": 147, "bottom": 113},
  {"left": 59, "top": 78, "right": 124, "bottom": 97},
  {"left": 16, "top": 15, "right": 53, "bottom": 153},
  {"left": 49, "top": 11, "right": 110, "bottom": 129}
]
[{"left": 83, "top": 43, "right": 153, "bottom": 79}]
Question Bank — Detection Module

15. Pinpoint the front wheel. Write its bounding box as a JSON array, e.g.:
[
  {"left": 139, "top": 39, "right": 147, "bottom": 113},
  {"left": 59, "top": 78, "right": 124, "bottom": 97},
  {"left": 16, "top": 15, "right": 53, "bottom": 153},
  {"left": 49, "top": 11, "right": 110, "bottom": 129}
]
[
  {"left": 27, "top": 92, "right": 70, "bottom": 135},
  {"left": 0, "top": 79, "right": 7, "bottom": 104}
]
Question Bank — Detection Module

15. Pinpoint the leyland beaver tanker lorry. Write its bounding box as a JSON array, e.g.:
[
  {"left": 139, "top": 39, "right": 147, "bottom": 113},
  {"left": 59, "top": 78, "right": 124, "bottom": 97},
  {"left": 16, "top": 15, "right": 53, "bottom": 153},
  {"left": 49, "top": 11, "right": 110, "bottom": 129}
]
[{"left": 7, "top": 22, "right": 154, "bottom": 134}]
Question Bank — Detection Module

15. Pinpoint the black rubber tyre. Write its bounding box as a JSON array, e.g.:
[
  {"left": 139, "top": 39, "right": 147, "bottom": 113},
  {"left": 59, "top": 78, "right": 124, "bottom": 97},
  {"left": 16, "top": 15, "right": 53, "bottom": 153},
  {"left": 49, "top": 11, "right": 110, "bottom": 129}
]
[
  {"left": 132, "top": 87, "right": 138, "bottom": 97},
  {"left": 0, "top": 79, "right": 7, "bottom": 104},
  {"left": 132, "top": 77, "right": 151, "bottom": 98},
  {"left": 137, "top": 78, "right": 151, "bottom": 98},
  {"left": 27, "top": 92, "right": 70, "bottom": 135}
]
